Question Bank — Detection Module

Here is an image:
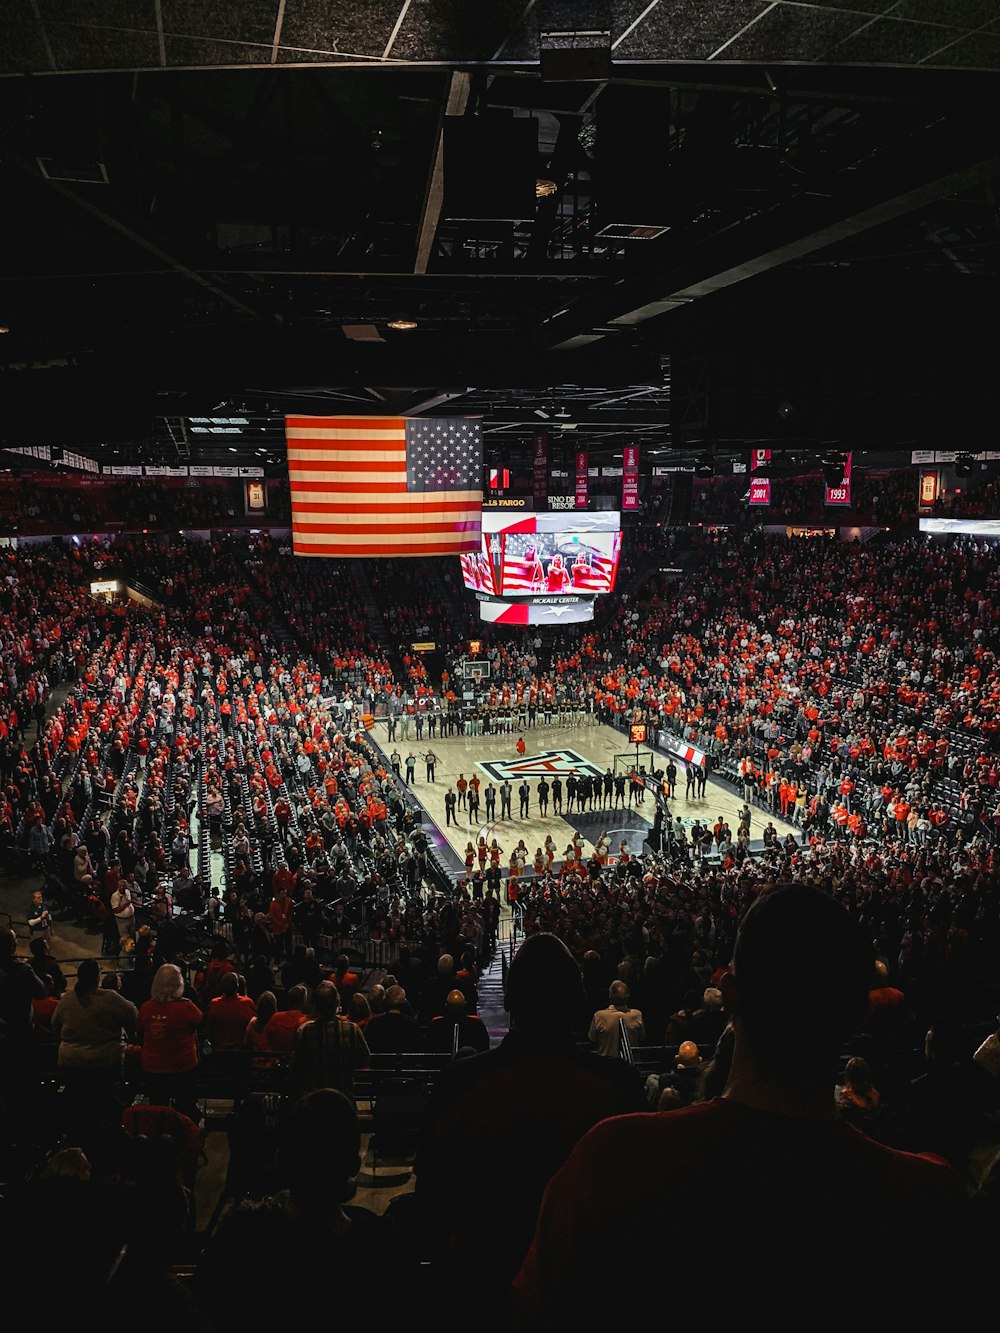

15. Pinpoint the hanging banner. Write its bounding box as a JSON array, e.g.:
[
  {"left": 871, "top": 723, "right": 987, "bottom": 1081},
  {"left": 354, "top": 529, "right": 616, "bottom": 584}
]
[
  {"left": 824, "top": 451, "right": 853, "bottom": 506},
  {"left": 575, "top": 449, "right": 589, "bottom": 509},
  {"left": 244, "top": 479, "right": 268, "bottom": 515},
  {"left": 622, "top": 445, "right": 640, "bottom": 510},
  {"left": 919, "top": 470, "right": 939, "bottom": 507},
  {"left": 533, "top": 431, "right": 548, "bottom": 508},
  {"left": 749, "top": 448, "right": 771, "bottom": 506}
]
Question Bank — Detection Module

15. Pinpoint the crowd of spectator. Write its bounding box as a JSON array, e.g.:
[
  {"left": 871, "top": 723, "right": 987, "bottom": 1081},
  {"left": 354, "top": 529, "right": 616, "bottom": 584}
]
[{"left": 1, "top": 522, "right": 1000, "bottom": 1327}]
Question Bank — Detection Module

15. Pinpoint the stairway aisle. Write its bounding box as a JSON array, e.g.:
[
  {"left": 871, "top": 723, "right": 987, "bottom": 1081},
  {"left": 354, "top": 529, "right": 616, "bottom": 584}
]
[{"left": 478, "top": 944, "right": 510, "bottom": 1048}]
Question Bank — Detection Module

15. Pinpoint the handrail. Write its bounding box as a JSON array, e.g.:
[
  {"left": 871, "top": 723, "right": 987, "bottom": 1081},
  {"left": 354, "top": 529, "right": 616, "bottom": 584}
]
[{"left": 618, "top": 1015, "right": 635, "bottom": 1065}]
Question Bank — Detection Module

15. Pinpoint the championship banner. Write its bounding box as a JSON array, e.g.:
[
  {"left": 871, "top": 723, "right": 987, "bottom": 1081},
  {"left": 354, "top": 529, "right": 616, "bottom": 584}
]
[
  {"left": 824, "top": 451, "right": 853, "bottom": 507},
  {"left": 749, "top": 448, "right": 771, "bottom": 506},
  {"left": 575, "top": 449, "right": 589, "bottom": 509},
  {"left": 622, "top": 445, "right": 640, "bottom": 511},
  {"left": 533, "top": 431, "right": 548, "bottom": 508}
]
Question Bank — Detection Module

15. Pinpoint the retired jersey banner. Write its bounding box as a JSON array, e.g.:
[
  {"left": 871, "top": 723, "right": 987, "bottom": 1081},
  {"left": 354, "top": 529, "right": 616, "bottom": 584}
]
[
  {"left": 622, "top": 446, "right": 640, "bottom": 511},
  {"left": 533, "top": 431, "right": 548, "bottom": 508},
  {"left": 749, "top": 448, "right": 771, "bottom": 506},
  {"left": 824, "top": 451, "right": 853, "bottom": 507},
  {"left": 575, "top": 449, "right": 589, "bottom": 509}
]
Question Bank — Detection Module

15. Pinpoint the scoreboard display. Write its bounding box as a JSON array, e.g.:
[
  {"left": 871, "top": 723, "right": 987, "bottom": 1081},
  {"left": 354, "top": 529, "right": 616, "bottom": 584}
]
[{"left": 461, "top": 510, "right": 621, "bottom": 599}]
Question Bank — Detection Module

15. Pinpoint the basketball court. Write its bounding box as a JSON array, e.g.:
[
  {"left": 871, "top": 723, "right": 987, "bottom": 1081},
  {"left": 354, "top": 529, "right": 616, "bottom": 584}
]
[{"left": 369, "top": 719, "right": 801, "bottom": 876}]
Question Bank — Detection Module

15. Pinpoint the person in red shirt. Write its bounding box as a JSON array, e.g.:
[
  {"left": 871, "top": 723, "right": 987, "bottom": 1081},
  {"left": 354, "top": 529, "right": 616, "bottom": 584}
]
[
  {"left": 137, "top": 963, "right": 202, "bottom": 1114},
  {"left": 269, "top": 887, "right": 295, "bottom": 959},
  {"left": 262, "top": 985, "right": 311, "bottom": 1054},
  {"left": 203, "top": 973, "right": 256, "bottom": 1051}
]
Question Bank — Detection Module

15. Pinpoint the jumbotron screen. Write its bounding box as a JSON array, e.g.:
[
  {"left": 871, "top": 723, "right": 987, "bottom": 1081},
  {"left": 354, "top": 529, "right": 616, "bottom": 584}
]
[{"left": 460, "top": 510, "right": 621, "bottom": 599}]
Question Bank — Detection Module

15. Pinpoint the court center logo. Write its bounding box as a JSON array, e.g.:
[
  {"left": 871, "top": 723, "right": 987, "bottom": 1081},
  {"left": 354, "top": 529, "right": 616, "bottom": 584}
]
[{"left": 478, "top": 749, "right": 604, "bottom": 782}]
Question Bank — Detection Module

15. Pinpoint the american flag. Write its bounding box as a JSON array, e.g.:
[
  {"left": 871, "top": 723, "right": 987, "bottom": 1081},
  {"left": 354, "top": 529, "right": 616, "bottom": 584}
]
[
  {"left": 503, "top": 539, "right": 617, "bottom": 594},
  {"left": 286, "top": 416, "right": 482, "bottom": 557}
]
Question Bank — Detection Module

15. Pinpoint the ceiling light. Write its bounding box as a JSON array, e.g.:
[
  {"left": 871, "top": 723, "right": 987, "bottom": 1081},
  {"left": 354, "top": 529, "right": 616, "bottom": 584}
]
[
  {"left": 553, "top": 406, "right": 571, "bottom": 419},
  {"left": 387, "top": 317, "right": 418, "bottom": 331},
  {"left": 535, "top": 178, "right": 558, "bottom": 198},
  {"left": 0, "top": 325, "right": 10, "bottom": 335},
  {"left": 695, "top": 454, "right": 714, "bottom": 478}
]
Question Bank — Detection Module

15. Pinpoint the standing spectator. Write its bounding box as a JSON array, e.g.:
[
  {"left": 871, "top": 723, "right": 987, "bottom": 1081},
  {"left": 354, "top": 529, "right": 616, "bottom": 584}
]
[
  {"left": 51, "top": 957, "right": 137, "bottom": 1080},
  {"left": 289, "top": 981, "right": 370, "bottom": 1099},
  {"left": 0, "top": 927, "right": 46, "bottom": 1069},
  {"left": 268, "top": 886, "right": 294, "bottom": 959},
  {"left": 514, "top": 888, "right": 967, "bottom": 1329},
  {"left": 110, "top": 878, "right": 135, "bottom": 950},
  {"left": 136, "top": 963, "right": 202, "bottom": 1113},
  {"left": 588, "top": 980, "right": 645, "bottom": 1058},
  {"left": 203, "top": 972, "right": 256, "bottom": 1051},
  {"left": 27, "top": 888, "right": 53, "bottom": 943}
]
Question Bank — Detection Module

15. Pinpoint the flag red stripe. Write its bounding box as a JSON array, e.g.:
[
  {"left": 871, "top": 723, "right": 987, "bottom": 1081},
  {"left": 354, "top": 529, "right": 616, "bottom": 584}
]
[
  {"left": 292, "top": 520, "right": 479, "bottom": 535},
  {"left": 287, "top": 457, "right": 407, "bottom": 473},
  {"left": 294, "top": 541, "right": 475, "bottom": 558},
  {"left": 291, "top": 480, "right": 409, "bottom": 495},
  {"left": 286, "top": 417, "right": 406, "bottom": 430},
  {"left": 291, "top": 498, "right": 479, "bottom": 514}
]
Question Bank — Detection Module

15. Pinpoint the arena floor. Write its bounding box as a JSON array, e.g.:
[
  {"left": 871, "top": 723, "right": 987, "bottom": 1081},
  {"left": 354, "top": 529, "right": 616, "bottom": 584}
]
[{"left": 369, "top": 719, "right": 800, "bottom": 873}]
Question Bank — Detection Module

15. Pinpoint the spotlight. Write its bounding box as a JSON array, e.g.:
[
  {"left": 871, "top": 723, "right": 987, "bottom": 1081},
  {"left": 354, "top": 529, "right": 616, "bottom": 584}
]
[
  {"left": 553, "top": 406, "right": 572, "bottom": 420},
  {"left": 695, "top": 454, "right": 714, "bottom": 478},
  {"left": 387, "top": 317, "right": 418, "bottom": 331}
]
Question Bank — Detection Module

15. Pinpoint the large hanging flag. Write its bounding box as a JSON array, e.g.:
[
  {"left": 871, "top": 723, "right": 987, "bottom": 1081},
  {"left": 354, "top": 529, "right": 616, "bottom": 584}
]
[{"left": 286, "top": 415, "right": 483, "bottom": 557}]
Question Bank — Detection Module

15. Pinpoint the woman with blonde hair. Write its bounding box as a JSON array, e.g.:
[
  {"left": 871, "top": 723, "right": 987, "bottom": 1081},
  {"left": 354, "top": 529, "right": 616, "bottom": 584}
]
[{"left": 137, "top": 963, "right": 202, "bottom": 1114}]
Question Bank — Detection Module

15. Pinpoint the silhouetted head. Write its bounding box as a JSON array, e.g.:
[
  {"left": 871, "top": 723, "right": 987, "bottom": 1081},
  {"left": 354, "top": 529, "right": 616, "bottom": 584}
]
[
  {"left": 505, "top": 932, "right": 585, "bottom": 1034},
  {"left": 728, "top": 886, "right": 872, "bottom": 1081}
]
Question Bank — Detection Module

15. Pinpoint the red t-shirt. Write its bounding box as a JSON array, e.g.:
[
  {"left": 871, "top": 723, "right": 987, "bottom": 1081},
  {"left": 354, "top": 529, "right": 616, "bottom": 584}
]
[
  {"left": 264, "top": 1009, "right": 308, "bottom": 1053},
  {"left": 204, "top": 994, "right": 257, "bottom": 1050},
  {"left": 138, "top": 997, "right": 202, "bottom": 1073}
]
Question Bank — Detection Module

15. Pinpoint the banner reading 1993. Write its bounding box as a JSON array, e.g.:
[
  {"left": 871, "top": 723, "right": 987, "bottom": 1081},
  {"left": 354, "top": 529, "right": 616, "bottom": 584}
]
[{"left": 824, "top": 451, "right": 853, "bottom": 507}]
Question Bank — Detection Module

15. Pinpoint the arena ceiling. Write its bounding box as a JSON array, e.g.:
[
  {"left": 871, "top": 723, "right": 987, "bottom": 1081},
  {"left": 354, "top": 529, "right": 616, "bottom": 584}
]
[{"left": 1, "top": 1, "right": 998, "bottom": 471}]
